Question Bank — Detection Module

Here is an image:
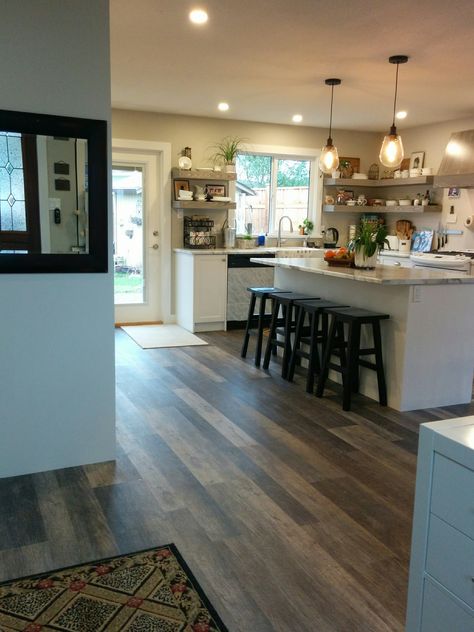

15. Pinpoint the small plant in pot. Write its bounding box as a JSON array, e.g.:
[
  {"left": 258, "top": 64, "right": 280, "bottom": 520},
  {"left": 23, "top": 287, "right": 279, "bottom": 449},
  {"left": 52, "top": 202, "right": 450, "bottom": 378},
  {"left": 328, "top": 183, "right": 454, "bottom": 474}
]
[
  {"left": 298, "top": 218, "right": 314, "bottom": 235},
  {"left": 351, "top": 220, "right": 389, "bottom": 269},
  {"left": 211, "top": 136, "right": 245, "bottom": 173}
]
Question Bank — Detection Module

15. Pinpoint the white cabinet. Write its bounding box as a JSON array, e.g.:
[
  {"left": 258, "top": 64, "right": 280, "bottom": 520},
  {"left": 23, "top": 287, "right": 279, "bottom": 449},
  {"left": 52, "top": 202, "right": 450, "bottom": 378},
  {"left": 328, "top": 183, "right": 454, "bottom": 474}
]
[
  {"left": 175, "top": 252, "right": 227, "bottom": 332},
  {"left": 406, "top": 417, "right": 474, "bottom": 631}
]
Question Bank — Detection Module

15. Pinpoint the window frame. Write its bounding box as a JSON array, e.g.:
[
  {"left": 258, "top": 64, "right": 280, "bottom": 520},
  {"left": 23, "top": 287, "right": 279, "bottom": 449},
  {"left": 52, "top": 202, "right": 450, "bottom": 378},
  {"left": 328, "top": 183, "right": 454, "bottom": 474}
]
[{"left": 236, "top": 143, "right": 321, "bottom": 237}]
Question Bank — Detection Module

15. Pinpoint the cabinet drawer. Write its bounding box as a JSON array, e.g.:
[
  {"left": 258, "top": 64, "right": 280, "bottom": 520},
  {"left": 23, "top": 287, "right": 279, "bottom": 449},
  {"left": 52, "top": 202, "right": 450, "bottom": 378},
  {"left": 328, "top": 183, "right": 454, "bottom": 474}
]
[
  {"left": 421, "top": 577, "right": 474, "bottom": 632},
  {"left": 426, "top": 513, "right": 474, "bottom": 609},
  {"left": 431, "top": 453, "right": 474, "bottom": 539}
]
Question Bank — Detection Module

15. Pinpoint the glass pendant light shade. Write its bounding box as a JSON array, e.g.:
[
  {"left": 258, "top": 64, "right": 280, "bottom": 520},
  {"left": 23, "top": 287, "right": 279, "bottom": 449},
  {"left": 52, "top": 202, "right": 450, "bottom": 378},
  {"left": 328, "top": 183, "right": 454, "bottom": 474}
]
[
  {"left": 319, "top": 139, "right": 339, "bottom": 174},
  {"left": 379, "top": 55, "right": 408, "bottom": 169},
  {"left": 379, "top": 125, "right": 404, "bottom": 167},
  {"left": 319, "top": 78, "right": 341, "bottom": 174}
]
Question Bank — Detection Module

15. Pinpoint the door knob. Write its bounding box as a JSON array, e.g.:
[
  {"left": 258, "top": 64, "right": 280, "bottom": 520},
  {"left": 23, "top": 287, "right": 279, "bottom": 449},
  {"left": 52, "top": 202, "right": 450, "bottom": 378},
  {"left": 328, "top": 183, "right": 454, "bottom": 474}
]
[
  {"left": 153, "top": 230, "right": 159, "bottom": 236},
  {"left": 152, "top": 244, "right": 159, "bottom": 249}
]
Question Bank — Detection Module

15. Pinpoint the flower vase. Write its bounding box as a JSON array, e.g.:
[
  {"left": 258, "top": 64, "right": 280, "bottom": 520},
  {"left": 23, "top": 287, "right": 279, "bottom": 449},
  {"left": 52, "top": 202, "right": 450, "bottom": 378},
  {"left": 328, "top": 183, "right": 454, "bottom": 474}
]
[{"left": 354, "top": 250, "right": 378, "bottom": 269}]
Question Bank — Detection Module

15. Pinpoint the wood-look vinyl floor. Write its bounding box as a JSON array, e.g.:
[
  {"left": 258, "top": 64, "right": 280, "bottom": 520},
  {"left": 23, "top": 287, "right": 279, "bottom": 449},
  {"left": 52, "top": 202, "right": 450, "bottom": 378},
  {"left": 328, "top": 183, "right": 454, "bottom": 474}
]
[{"left": 1, "top": 330, "right": 473, "bottom": 631}]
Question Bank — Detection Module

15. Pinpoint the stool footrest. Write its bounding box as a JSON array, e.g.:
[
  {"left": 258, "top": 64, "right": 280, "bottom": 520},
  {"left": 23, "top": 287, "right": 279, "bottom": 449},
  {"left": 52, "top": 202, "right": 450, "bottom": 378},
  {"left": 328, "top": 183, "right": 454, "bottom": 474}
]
[{"left": 358, "top": 359, "right": 377, "bottom": 370}]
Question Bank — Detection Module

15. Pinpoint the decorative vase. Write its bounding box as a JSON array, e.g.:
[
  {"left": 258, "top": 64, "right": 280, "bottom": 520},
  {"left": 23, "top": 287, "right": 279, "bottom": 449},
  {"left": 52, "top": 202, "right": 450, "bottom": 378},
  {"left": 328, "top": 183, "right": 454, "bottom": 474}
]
[
  {"left": 225, "top": 162, "right": 236, "bottom": 173},
  {"left": 331, "top": 170, "right": 341, "bottom": 179},
  {"left": 354, "top": 250, "right": 378, "bottom": 269}
]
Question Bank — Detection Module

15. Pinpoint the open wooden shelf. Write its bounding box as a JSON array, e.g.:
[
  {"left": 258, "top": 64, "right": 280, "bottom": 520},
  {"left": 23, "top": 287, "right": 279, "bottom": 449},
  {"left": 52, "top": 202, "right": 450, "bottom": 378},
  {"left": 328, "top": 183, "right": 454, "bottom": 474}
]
[
  {"left": 323, "top": 204, "right": 442, "bottom": 214},
  {"left": 172, "top": 168, "right": 236, "bottom": 181},
  {"left": 323, "top": 176, "right": 435, "bottom": 187},
  {"left": 172, "top": 200, "right": 236, "bottom": 210}
]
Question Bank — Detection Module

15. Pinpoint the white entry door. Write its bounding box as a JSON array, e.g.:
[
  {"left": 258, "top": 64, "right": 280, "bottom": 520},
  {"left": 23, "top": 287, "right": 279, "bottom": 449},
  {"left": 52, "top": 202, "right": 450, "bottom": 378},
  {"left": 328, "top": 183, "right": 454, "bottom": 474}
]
[{"left": 113, "top": 151, "right": 161, "bottom": 324}]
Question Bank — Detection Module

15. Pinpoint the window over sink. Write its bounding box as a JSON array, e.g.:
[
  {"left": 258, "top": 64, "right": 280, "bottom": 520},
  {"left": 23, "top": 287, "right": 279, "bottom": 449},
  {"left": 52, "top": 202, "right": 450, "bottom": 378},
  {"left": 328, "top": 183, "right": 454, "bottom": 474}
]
[{"left": 236, "top": 152, "right": 314, "bottom": 236}]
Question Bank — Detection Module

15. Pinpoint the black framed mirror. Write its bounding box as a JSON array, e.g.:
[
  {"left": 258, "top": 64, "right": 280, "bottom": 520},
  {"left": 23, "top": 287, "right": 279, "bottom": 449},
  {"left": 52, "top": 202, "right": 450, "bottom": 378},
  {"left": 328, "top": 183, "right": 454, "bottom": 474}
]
[{"left": 0, "top": 109, "right": 108, "bottom": 273}]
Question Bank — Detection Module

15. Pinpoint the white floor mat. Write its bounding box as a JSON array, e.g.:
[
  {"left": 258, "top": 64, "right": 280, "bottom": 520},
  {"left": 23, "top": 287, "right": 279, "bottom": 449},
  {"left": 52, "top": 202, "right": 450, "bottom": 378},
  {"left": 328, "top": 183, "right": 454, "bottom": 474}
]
[{"left": 121, "top": 324, "right": 208, "bottom": 349}]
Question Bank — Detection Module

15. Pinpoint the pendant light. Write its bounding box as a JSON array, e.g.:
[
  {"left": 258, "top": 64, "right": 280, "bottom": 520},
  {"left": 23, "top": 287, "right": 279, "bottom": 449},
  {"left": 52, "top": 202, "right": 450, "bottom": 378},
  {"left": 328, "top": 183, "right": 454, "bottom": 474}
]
[
  {"left": 319, "top": 78, "right": 341, "bottom": 174},
  {"left": 379, "top": 55, "right": 408, "bottom": 168}
]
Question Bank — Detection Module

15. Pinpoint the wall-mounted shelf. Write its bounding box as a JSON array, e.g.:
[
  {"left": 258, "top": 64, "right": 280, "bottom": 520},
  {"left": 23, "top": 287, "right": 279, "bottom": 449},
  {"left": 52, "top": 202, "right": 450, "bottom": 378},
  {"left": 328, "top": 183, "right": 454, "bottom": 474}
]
[
  {"left": 323, "top": 176, "right": 435, "bottom": 187},
  {"left": 323, "top": 204, "right": 442, "bottom": 213},
  {"left": 172, "top": 168, "right": 236, "bottom": 181},
  {"left": 173, "top": 200, "right": 236, "bottom": 210}
]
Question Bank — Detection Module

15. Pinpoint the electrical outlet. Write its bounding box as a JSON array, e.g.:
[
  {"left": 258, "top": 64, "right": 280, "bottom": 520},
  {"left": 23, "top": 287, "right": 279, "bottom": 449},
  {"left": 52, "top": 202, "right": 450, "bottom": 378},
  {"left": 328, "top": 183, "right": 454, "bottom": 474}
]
[
  {"left": 446, "top": 213, "right": 457, "bottom": 223},
  {"left": 177, "top": 210, "right": 183, "bottom": 220},
  {"left": 412, "top": 286, "right": 422, "bottom": 303}
]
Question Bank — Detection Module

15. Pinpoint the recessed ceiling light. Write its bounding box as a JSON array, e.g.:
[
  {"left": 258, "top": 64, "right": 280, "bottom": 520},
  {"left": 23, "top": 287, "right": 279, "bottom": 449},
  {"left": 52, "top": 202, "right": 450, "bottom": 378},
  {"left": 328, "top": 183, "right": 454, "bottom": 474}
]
[
  {"left": 292, "top": 114, "right": 303, "bottom": 123},
  {"left": 189, "top": 8, "right": 208, "bottom": 24},
  {"left": 396, "top": 110, "right": 407, "bottom": 120},
  {"left": 218, "top": 102, "right": 229, "bottom": 112}
]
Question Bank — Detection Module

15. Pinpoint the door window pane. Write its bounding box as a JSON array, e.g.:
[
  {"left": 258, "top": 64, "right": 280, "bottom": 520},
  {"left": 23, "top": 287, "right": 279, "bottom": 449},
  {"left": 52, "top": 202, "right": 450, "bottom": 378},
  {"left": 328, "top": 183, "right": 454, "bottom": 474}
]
[
  {"left": 272, "top": 159, "right": 310, "bottom": 233},
  {"left": 0, "top": 132, "right": 27, "bottom": 232},
  {"left": 236, "top": 154, "right": 272, "bottom": 235},
  {"left": 112, "top": 166, "right": 144, "bottom": 305}
]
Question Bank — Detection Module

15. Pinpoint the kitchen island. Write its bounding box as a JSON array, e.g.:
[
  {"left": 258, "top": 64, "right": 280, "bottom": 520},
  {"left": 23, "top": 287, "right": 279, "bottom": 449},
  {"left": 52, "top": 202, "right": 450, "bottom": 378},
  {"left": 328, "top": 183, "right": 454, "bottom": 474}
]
[{"left": 251, "top": 257, "right": 474, "bottom": 411}]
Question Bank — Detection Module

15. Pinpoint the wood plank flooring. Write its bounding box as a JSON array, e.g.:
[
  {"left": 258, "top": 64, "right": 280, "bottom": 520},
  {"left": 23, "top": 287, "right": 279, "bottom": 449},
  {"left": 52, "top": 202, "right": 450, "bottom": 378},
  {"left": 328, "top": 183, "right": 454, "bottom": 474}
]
[{"left": 1, "top": 329, "right": 473, "bottom": 631}]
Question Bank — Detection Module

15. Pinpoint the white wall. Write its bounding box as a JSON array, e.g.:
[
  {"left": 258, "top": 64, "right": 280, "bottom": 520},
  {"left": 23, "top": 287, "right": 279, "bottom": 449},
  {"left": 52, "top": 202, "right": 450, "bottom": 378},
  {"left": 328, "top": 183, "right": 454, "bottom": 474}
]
[
  {"left": 0, "top": 0, "right": 115, "bottom": 478},
  {"left": 402, "top": 117, "right": 474, "bottom": 251}
]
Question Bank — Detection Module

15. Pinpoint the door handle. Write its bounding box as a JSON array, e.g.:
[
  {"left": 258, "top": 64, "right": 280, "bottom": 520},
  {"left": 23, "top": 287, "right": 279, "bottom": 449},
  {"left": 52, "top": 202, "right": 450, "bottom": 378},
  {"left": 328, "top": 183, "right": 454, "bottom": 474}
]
[{"left": 152, "top": 244, "right": 159, "bottom": 249}]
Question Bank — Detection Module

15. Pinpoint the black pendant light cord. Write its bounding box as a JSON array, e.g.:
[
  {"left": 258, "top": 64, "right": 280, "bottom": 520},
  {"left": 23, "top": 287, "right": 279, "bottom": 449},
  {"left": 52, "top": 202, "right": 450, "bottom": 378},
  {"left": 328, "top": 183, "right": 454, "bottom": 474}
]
[
  {"left": 328, "top": 83, "right": 334, "bottom": 142},
  {"left": 387, "top": 55, "right": 408, "bottom": 134}
]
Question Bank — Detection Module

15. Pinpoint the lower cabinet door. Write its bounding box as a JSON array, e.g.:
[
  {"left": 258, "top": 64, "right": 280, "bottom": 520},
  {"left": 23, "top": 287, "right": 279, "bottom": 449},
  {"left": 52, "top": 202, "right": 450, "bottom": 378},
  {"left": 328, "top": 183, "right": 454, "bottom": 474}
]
[
  {"left": 421, "top": 578, "right": 474, "bottom": 632},
  {"left": 194, "top": 256, "right": 227, "bottom": 324}
]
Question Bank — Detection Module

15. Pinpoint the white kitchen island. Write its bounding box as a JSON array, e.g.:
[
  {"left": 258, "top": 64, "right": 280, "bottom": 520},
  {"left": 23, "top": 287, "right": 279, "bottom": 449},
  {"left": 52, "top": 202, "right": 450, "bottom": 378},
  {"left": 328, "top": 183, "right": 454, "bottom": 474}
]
[{"left": 251, "top": 257, "right": 474, "bottom": 411}]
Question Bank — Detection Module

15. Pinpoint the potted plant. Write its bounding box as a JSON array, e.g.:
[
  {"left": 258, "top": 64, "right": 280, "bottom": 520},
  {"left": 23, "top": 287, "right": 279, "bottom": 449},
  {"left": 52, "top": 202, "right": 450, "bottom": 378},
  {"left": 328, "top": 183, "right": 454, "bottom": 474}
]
[
  {"left": 298, "top": 218, "right": 314, "bottom": 235},
  {"left": 339, "top": 159, "right": 351, "bottom": 178},
  {"left": 211, "top": 136, "right": 245, "bottom": 173},
  {"left": 351, "top": 220, "right": 389, "bottom": 269}
]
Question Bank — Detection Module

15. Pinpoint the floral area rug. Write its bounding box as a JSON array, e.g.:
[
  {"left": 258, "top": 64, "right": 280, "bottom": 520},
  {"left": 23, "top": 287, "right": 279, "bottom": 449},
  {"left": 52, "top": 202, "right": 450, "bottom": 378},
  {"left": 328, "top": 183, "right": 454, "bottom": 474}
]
[{"left": 0, "top": 544, "right": 228, "bottom": 631}]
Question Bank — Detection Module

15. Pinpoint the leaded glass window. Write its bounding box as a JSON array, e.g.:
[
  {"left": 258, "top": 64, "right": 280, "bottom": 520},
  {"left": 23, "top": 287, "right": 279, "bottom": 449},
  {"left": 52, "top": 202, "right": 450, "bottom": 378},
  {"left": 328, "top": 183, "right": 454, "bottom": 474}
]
[{"left": 0, "top": 132, "right": 27, "bottom": 232}]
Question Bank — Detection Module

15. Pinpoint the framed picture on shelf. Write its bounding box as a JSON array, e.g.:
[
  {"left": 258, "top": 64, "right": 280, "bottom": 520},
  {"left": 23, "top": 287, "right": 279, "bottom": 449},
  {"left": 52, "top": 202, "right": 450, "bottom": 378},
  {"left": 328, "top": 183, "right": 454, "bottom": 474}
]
[
  {"left": 400, "top": 158, "right": 410, "bottom": 171},
  {"left": 205, "top": 183, "right": 226, "bottom": 196},
  {"left": 409, "top": 151, "right": 425, "bottom": 170},
  {"left": 174, "top": 179, "right": 190, "bottom": 199},
  {"left": 339, "top": 157, "right": 360, "bottom": 178},
  {"left": 448, "top": 187, "right": 461, "bottom": 198}
]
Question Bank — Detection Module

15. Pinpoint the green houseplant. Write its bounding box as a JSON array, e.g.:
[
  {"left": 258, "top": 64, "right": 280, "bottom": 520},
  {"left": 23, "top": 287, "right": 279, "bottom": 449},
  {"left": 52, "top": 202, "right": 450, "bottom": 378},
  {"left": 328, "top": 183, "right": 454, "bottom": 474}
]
[
  {"left": 351, "top": 220, "right": 389, "bottom": 269},
  {"left": 211, "top": 136, "right": 245, "bottom": 173},
  {"left": 298, "top": 218, "right": 314, "bottom": 235}
]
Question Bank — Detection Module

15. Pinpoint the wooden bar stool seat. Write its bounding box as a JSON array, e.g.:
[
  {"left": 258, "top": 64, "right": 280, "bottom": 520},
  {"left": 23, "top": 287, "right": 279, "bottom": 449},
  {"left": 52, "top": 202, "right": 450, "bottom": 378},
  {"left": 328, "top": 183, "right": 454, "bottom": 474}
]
[
  {"left": 287, "top": 299, "right": 350, "bottom": 393},
  {"left": 240, "top": 287, "right": 287, "bottom": 367},
  {"left": 316, "top": 307, "right": 389, "bottom": 411},
  {"left": 262, "top": 291, "right": 320, "bottom": 378}
]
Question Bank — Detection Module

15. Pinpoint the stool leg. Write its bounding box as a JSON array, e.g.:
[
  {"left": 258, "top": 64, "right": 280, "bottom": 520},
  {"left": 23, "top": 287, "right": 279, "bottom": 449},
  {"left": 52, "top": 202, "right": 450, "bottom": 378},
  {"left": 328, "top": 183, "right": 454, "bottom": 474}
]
[
  {"left": 263, "top": 299, "right": 279, "bottom": 369},
  {"left": 372, "top": 320, "right": 388, "bottom": 406},
  {"left": 316, "top": 315, "right": 337, "bottom": 397},
  {"left": 351, "top": 322, "right": 361, "bottom": 393},
  {"left": 306, "top": 312, "right": 319, "bottom": 394},
  {"left": 254, "top": 295, "right": 266, "bottom": 367},
  {"left": 282, "top": 302, "right": 295, "bottom": 379},
  {"left": 241, "top": 292, "right": 256, "bottom": 358},
  {"left": 287, "top": 305, "right": 305, "bottom": 382},
  {"left": 343, "top": 322, "right": 360, "bottom": 411}
]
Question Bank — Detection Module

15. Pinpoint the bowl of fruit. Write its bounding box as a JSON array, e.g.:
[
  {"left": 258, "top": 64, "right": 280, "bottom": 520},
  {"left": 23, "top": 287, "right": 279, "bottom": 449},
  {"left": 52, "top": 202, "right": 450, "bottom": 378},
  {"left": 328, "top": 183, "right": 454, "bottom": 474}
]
[{"left": 324, "top": 247, "right": 354, "bottom": 267}]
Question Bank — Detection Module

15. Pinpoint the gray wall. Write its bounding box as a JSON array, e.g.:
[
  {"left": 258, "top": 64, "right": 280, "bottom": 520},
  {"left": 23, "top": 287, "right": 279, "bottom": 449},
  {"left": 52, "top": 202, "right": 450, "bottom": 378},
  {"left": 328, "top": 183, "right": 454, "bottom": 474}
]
[{"left": 0, "top": 0, "right": 115, "bottom": 477}]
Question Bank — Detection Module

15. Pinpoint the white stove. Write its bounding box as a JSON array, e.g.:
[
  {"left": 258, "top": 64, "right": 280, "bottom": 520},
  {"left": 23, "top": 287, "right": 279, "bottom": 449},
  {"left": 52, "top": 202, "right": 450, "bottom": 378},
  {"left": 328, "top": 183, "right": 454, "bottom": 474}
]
[{"left": 410, "top": 251, "right": 473, "bottom": 272}]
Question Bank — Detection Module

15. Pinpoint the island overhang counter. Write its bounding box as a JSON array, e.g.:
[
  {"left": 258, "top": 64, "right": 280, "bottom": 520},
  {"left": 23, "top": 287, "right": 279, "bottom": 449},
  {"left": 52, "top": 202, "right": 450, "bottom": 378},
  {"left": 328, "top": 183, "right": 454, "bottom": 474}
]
[{"left": 251, "top": 257, "right": 474, "bottom": 411}]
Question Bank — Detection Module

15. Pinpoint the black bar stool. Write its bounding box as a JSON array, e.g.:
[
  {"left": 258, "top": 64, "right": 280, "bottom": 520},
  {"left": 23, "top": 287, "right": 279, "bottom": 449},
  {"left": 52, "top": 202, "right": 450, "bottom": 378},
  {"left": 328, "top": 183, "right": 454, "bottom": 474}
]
[
  {"left": 287, "top": 299, "right": 350, "bottom": 393},
  {"left": 263, "top": 291, "right": 320, "bottom": 379},
  {"left": 316, "top": 307, "right": 389, "bottom": 411},
  {"left": 241, "top": 287, "right": 287, "bottom": 367}
]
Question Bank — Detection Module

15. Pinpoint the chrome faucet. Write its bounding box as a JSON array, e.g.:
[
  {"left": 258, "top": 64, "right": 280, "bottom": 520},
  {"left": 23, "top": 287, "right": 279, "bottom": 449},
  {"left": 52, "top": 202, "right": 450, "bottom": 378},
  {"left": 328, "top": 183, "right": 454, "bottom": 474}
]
[{"left": 277, "top": 215, "right": 293, "bottom": 247}]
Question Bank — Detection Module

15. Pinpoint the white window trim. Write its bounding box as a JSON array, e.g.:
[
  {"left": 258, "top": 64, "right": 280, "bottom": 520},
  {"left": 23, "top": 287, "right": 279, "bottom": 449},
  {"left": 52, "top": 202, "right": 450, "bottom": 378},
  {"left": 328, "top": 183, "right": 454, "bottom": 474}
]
[{"left": 239, "top": 142, "right": 322, "bottom": 236}]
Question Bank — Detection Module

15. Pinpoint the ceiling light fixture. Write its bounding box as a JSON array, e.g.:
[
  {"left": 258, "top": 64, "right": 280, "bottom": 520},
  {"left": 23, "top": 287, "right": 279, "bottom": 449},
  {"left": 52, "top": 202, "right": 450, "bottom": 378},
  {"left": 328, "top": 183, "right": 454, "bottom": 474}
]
[
  {"left": 218, "top": 102, "right": 229, "bottom": 112},
  {"left": 292, "top": 114, "right": 303, "bottom": 123},
  {"left": 189, "top": 8, "right": 208, "bottom": 24},
  {"left": 319, "top": 78, "right": 341, "bottom": 174},
  {"left": 396, "top": 110, "right": 407, "bottom": 120},
  {"left": 379, "top": 55, "right": 409, "bottom": 168}
]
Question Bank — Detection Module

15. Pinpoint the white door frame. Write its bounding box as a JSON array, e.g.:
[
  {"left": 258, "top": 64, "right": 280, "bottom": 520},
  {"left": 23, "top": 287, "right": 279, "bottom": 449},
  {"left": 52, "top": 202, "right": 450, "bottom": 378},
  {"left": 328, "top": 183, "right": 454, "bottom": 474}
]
[{"left": 112, "top": 139, "right": 172, "bottom": 323}]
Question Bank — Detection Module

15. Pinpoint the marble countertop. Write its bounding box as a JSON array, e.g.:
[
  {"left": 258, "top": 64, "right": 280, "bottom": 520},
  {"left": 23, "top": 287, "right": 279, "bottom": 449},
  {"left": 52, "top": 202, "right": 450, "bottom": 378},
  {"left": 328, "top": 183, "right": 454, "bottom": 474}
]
[
  {"left": 174, "top": 247, "right": 325, "bottom": 255},
  {"left": 250, "top": 257, "right": 474, "bottom": 285}
]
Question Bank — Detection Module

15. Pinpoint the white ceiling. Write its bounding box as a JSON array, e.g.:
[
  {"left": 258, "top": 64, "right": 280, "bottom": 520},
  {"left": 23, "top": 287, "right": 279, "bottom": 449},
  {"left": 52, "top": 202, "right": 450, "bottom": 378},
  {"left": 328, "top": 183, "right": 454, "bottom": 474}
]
[{"left": 110, "top": 0, "right": 474, "bottom": 132}]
